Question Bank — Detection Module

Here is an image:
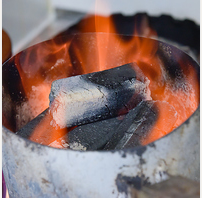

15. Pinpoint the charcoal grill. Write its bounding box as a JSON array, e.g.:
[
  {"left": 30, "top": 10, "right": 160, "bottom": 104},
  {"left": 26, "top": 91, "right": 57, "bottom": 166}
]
[{"left": 2, "top": 33, "right": 199, "bottom": 198}]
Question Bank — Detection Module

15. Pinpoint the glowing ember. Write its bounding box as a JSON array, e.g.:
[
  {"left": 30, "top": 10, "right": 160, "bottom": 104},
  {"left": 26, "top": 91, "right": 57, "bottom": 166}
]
[{"left": 9, "top": 12, "right": 199, "bottom": 149}]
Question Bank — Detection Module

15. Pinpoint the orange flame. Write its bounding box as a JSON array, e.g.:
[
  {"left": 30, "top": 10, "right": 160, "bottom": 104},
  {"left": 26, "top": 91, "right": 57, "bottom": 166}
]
[
  {"left": 13, "top": 38, "right": 74, "bottom": 124},
  {"left": 28, "top": 111, "right": 75, "bottom": 148},
  {"left": 13, "top": 4, "right": 199, "bottom": 148},
  {"left": 141, "top": 101, "right": 178, "bottom": 145}
]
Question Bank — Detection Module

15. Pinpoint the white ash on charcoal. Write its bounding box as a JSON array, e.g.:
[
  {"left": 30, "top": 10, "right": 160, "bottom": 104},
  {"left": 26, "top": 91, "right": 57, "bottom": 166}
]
[
  {"left": 68, "top": 100, "right": 157, "bottom": 151},
  {"left": 49, "top": 63, "right": 151, "bottom": 129},
  {"left": 48, "top": 136, "right": 69, "bottom": 149}
]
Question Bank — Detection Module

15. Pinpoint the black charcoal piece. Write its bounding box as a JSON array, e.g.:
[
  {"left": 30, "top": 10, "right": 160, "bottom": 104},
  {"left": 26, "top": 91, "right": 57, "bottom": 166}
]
[
  {"left": 68, "top": 116, "right": 123, "bottom": 151},
  {"left": 104, "top": 100, "right": 157, "bottom": 150},
  {"left": 68, "top": 100, "right": 157, "bottom": 151},
  {"left": 49, "top": 63, "right": 151, "bottom": 129},
  {"left": 16, "top": 109, "right": 48, "bottom": 139}
]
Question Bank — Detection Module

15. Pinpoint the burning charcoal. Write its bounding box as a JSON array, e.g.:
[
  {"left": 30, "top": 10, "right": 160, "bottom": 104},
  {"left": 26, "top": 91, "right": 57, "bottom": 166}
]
[
  {"left": 104, "top": 100, "right": 157, "bottom": 150},
  {"left": 16, "top": 109, "right": 72, "bottom": 146},
  {"left": 68, "top": 116, "right": 123, "bottom": 151},
  {"left": 68, "top": 100, "right": 156, "bottom": 151},
  {"left": 49, "top": 63, "right": 151, "bottom": 129},
  {"left": 16, "top": 109, "right": 48, "bottom": 139}
]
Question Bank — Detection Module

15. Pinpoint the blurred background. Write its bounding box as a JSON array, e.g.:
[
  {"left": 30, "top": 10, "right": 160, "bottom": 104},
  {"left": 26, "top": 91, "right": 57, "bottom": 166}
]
[{"left": 2, "top": 0, "right": 200, "bottom": 55}]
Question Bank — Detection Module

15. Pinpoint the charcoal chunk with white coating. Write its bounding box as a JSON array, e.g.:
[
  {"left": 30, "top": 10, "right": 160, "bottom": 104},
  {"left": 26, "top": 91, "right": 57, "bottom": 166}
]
[{"left": 49, "top": 63, "right": 151, "bottom": 129}]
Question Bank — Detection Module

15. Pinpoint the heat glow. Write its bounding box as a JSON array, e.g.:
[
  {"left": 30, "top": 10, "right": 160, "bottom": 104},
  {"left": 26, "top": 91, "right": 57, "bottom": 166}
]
[{"left": 14, "top": 13, "right": 199, "bottom": 148}]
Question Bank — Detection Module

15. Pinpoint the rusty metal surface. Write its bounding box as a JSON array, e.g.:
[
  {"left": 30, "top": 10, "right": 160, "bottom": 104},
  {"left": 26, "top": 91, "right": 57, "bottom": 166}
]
[{"left": 129, "top": 176, "right": 200, "bottom": 198}]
